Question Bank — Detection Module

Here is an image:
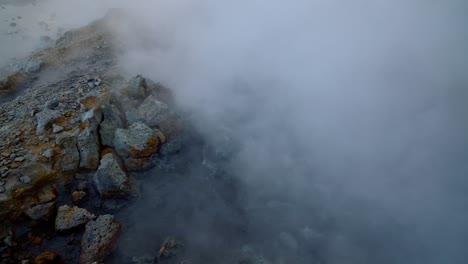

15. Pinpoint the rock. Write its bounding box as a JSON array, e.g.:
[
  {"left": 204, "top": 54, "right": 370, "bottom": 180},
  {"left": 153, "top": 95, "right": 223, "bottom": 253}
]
[
  {"left": 45, "top": 99, "right": 60, "bottom": 110},
  {"left": 136, "top": 94, "right": 171, "bottom": 128},
  {"left": 55, "top": 129, "right": 80, "bottom": 171},
  {"left": 42, "top": 148, "right": 54, "bottom": 158},
  {"left": 99, "top": 103, "right": 123, "bottom": 147},
  {"left": 19, "top": 175, "right": 31, "bottom": 184},
  {"left": 93, "top": 153, "right": 137, "bottom": 198},
  {"left": 24, "top": 202, "right": 55, "bottom": 221},
  {"left": 72, "top": 191, "right": 86, "bottom": 202},
  {"left": 0, "top": 72, "right": 25, "bottom": 94},
  {"left": 80, "top": 215, "right": 120, "bottom": 264},
  {"left": 35, "top": 109, "right": 61, "bottom": 135},
  {"left": 114, "top": 122, "right": 165, "bottom": 170},
  {"left": 125, "top": 75, "right": 148, "bottom": 99},
  {"left": 77, "top": 109, "right": 102, "bottom": 169},
  {"left": 14, "top": 156, "right": 25, "bottom": 162},
  {"left": 33, "top": 251, "right": 61, "bottom": 264},
  {"left": 55, "top": 205, "right": 96, "bottom": 231},
  {"left": 1, "top": 150, "right": 11, "bottom": 157},
  {"left": 52, "top": 124, "right": 64, "bottom": 133},
  {"left": 78, "top": 92, "right": 103, "bottom": 111}
]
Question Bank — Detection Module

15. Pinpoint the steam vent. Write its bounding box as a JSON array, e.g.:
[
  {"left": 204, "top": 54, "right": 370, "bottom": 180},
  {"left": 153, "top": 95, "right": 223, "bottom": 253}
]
[{"left": 1, "top": 1, "right": 468, "bottom": 264}]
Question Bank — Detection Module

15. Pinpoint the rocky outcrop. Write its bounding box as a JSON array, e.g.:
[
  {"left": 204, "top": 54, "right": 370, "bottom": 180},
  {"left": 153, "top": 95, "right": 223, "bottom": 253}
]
[
  {"left": 114, "top": 122, "right": 165, "bottom": 170},
  {"left": 55, "top": 205, "right": 96, "bottom": 231},
  {"left": 80, "top": 214, "right": 120, "bottom": 264},
  {"left": 93, "top": 153, "right": 137, "bottom": 198}
]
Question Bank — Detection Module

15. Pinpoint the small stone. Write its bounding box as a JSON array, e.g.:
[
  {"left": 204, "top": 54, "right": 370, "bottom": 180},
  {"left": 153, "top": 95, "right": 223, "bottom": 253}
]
[
  {"left": 1, "top": 150, "right": 11, "bottom": 157},
  {"left": 0, "top": 181, "right": 4, "bottom": 187},
  {"left": 87, "top": 79, "right": 95, "bottom": 88},
  {"left": 72, "top": 191, "right": 86, "bottom": 202},
  {"left": 42, "top": 148, "right": 54, "bottom": 158},
  {"left": 14, "top": 156, "right": 25, "bottom": 162},
  {"left": 19, "top": 175, "right": 31, "bottom": 184},
  {"left": 0, "top": 186, "right": 5, "bottom": 193},
  {"left": 34, "top": 251, "right": 61, "bottom": 264},
  {"left": 9, "top": 22, "right": 16, "bottom": 27},
  {"left": 52, "top": 124, "right": 64, "bottom": 133},
  {"left": 55, "top": 205, "right": 96, "bottom": 231}
]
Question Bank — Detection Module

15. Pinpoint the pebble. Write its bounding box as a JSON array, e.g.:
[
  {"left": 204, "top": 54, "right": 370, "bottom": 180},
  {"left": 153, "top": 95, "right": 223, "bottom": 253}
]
[
  {"left": 0, "top": 186, "right": 5, "bottom": 193},
  {"left": 19, "top": 175, "right": 31, "bottom": 184},
  {"left": 52, "top": 124, "right": 64, "bottom": 133},
  {"left": 14, "top": 157, "right": 25, "bottom": 162},
  {"left": 0, "top": 181, "right": 4, "bottom": 187},
  {"left": 42, "top": 148, "right": 54, "bottom": 158}
]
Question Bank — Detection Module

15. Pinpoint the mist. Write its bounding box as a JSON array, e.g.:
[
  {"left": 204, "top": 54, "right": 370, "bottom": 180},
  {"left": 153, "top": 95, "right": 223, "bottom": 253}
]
[{"left": 3, "top": 0, "right": 468, "bottom": 263}]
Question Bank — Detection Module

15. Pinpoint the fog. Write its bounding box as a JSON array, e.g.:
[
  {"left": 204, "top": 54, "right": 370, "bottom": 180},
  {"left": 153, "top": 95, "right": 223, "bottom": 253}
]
[{"left": 3, "top": 0, "right": 468, "bottom": 263}]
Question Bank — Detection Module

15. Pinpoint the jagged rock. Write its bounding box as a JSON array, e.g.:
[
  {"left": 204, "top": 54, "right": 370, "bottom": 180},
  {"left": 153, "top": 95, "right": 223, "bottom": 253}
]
[
  {"left": 55, "top": 205, "right": 96, "bottom": 231},
  {"left": 136, "top": 94, "right": 171, "bottom": 128},
  {"left": 94, "top": 153, "right": 137, "bottom": 198},
  {"left": 57, "top": 136, "right": 80, "bottom": 171},
  {"left": 80, "top": 214, "right": 120, "bottom": 264},
  {"left": 77, "top": 109, "right": 102, "bottom": 169},
  {"left": 24, "top": 202, "right": 55, "bottom": 221},
  {"left": 99, "top": 103, "right": 123, "bottom": 147},
  {"left": 125, "top": 75, "right": 148, "bottom": 99},
  {"left": 35, "top": 108, "right": 61, "bottom": 135},
  {"left": 114, "top": 122, "right": 165, "bottom": 170}
]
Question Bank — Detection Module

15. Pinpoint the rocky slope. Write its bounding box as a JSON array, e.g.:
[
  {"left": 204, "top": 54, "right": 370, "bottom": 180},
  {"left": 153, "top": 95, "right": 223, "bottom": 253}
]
[{"left": 0, "top": 11, "right": 185, "bottom": 264}]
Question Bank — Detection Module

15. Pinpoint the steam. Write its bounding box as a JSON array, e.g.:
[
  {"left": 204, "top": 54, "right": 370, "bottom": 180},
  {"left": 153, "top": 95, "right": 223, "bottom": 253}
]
[
  {"left": 111, "top": 1, "right": 468, "bottom": 263},
  {"left": 4, "top": 0, "right": 468, "bottom": 263}
]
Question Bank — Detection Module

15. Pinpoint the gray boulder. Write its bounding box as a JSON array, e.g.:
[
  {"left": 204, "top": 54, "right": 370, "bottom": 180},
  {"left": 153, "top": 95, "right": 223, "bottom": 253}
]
[
  {"left": 35, "top": 108, "right": 61, "bottom": 135},
  {"left": 55, "top": 205, "right": 96, "bottom": 231},
  {"left": 125, "top": 75, "right": 148, "bottom": 99},
  {"left": 56, "top": 133, "right": 80, "bottom": 172},
  {"left": 80, "top": 214, "right": 121, "bottom": 264},
  {"left": 94, "top": 153, "right": 137, "bottom": 198},
  {"left": 77, "top": 109, "right": 102, "bottom": 169},
  {"left": 113, "top": 122, "right": 165, "bottom": 170},
  {"left": 136, "top": 94, "right": 171, "bottom": 127},
  {"left": 99, "top": 103, "right": 123, "bottom": 147}
]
